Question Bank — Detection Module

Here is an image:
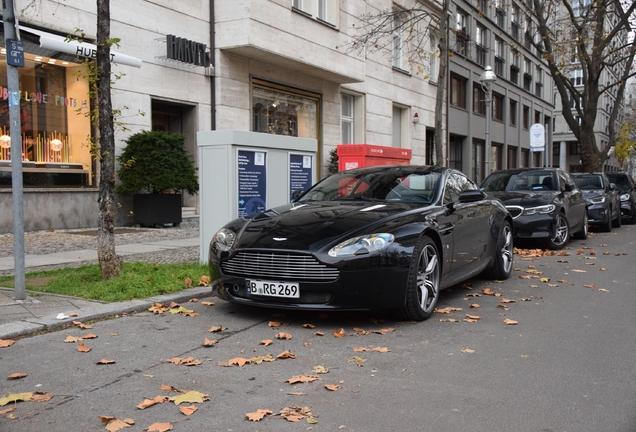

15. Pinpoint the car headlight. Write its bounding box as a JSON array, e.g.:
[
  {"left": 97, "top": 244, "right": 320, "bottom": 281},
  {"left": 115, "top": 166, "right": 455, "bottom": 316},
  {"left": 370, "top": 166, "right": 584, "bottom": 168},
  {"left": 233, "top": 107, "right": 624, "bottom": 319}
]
[
  {"left": 620, "top": 193, "right": 630, "bottom": 202},
  {"left": 522, "top": 204, "right": 555, "bottom": 216},
  {"left": 588, "top": 196, "right": 605, "bottom": 204},
  {"left": 328, "top": 233, "right": 394, "bottom": 257},
  {"left": 212, "top": 228, "right": 237, "bottom": 252}
]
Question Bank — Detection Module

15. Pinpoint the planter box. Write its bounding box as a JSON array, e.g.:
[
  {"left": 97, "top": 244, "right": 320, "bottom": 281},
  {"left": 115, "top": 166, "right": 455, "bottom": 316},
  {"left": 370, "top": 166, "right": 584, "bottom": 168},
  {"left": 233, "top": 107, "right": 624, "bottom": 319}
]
[{"left": 133, "top": 193, "right": 182, "bottom": 227}]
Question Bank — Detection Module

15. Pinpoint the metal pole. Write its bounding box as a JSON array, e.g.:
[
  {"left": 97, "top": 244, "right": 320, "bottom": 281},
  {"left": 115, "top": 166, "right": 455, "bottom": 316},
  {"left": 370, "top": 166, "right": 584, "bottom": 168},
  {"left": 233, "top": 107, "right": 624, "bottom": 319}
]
[
  {"left": 484, "top": 87, "right": 492, "bottom": 179},
  {"left": 3, "top": 0, "right": 26, "bottom": 300}
]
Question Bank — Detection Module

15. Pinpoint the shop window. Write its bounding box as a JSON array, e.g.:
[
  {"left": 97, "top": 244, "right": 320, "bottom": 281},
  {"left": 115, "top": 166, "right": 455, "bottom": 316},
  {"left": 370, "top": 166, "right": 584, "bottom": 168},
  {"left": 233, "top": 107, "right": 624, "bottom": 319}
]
[
  {"left": 0, "top": 36, "right": 92, "bottom": 187},
  {"left": 252, "top": 79, "right": 320, "bottom": 140}
]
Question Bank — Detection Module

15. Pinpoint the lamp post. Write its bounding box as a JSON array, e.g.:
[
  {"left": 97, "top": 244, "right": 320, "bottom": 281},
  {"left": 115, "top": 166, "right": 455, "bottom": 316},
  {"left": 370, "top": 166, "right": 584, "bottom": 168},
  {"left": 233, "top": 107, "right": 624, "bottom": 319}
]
[{"left": 479, "top": 66, "right": 497, "bottom": 178}]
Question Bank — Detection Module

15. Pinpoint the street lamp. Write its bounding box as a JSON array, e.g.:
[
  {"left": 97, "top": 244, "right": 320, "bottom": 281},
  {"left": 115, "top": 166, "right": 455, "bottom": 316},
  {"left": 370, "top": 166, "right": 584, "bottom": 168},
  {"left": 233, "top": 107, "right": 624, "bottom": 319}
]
[{"left": 479, "top": 65, "right": 497, "bottom": 178}]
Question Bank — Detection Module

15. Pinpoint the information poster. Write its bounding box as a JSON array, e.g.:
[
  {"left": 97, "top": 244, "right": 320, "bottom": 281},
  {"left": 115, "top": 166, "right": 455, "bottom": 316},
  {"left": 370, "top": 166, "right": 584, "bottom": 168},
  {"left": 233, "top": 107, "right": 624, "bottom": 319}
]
[
  {"left": 289, "top": 154, "right": 313, "bottom": 201},
  {"left": 238, "top": 150, "right": 267, "bottom": 217}
]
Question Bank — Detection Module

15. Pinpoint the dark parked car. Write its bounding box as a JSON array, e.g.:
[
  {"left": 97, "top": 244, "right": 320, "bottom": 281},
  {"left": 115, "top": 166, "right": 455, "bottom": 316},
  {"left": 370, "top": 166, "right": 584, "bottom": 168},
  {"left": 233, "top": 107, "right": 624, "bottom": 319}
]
[
  {"left": 209, "top": 165, "right": 514, "bottom": 321},
  {"left": 570, "top": 172, "right": 620, "bottom": 232},
  {"left": 480, "top": 168, "right": 588, "bottom": 249},
  {"left": 605, "top": 172, "right": 636, "bottom": 224}
]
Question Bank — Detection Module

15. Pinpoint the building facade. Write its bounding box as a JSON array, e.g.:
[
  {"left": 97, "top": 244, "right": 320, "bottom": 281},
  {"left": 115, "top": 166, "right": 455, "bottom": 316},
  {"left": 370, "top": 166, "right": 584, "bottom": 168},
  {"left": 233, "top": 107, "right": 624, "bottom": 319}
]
[
  {"left": 1, "top": 0, "right": 443, "bottom": 233},
  {"left": 447, "top": 0, "right": 555, "bottom": 184}
]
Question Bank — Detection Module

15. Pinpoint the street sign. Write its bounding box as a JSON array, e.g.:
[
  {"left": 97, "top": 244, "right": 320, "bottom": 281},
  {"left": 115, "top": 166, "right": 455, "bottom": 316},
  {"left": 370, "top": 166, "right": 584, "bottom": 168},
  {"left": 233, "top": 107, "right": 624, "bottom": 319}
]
[
  {"left": 6, "top": 38, "right": 25, "bottom": 67},
  {"left": 530, "top": 123, "right": 545, "bottom": 151}
]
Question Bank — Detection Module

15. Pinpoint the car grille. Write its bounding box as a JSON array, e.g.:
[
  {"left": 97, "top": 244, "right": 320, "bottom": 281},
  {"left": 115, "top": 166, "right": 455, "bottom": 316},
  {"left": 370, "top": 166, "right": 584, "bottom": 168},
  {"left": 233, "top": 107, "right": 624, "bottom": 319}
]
[
  {"left": 506, "top": 205, "right": 524, "bottom": 219},
  {"left": 221, "top": 251, "right": 339, "bottom": 282}
]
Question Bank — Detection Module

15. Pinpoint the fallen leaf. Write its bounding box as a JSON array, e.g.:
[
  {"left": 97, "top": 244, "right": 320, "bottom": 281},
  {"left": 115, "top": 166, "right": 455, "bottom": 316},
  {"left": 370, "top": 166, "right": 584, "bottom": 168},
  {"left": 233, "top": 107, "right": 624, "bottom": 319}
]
[
  {"left": 0, "top": 339, "right": 16, "bottom": 348},
  {"left": 276, "top": 350, "right": 296, "bottom": 359},
  {"left": 313, "top": 365, "right": 329, "bottom": 374},
  {"left": 207, "top": 325, "right": 227, "bottom": 333},
  {"left": 260, "top": 339, "right": 273, "bottom": 346},
  {"left": 96, "top": 359, "right": 116, "bottom": 365},
  {"left": 280, "top": 405, "right": 314, "bottom": 422},
  {"left": 439, "top": 318, "right": 458, "bottom": 322},
  {"left": 103, "top": 417, "right": 135, "bottom": 432},
  {"left": 466, "top": 293, "right": 482, "bottom": 297},
  {"left": 287, "top": 375, "right": 321, "bottom": 384},
  {"left": 599, "top": 268, "right": 606, "bottom": 271},
  {"left": 77, "top": 343, "right": 91, "bottom": 353},
  {"left": 348, "top": 356, "right": 367, "bottom": 365},
  {"left": 287, "top": 392, "right": 306, "bottom": 396},
  {"left": 269, "top": 321, "right": 282, "bottom": 327},
  {"left": 465, "top": 314, "right": 481, "bottom": 320},
  {"left": 557, "top": 280, "right": 567, "bottom": 283},
  {"left": 303, "top": 323, "right": 316, "bottom": 329},
  {"left": 314, "top": 331, "right": 324, "bottom": 336},
  {"left": 325, "top": 384, "right": 340, "bottom": 391},
  {"left": 165, "top": 357, "right": 202, "bottom": 366},
  {"left": 0, "top": 407, "right": 15, "bottom": 415},
  {"left": 203, "top": 338, "right": 218, "bottom": 347},
  {"left": 73, "top": 321, "right": 92, "bottom": 329},
  {"left": 434, "top": 307, "right": 463, "bottom": 313},
  {"left": 463, "top": 318, "right": 478, "bottom": 323},
  {"left": 246, "top": 408, "right": 272, "bottom": 422},
  {"left": 169, "top": 391, "right": 209, "bottom": 405},
  {"left": 184, "top": 277, "right": 193, "bottom": 288},
  {"left": 547, "top": 283, "right": 559, "bottom": 287},
  {"left": 276, "top": 332, "right": 292, "bottom": 340},
  {"left": 540, "top": 277, "right": 551, "bottom": 283},
  {"left": 198, "top": 275, "right": 211, "bottom": 286},
  {"left": 504, "top": 318, "right": 518, "bottom": 325},
  {"left": 481, "top": 288, "right": 496, "bottom": 295},
  {"left": 137, "top": 396, "right": 168, "bottom": 410},
  {"left": 598, "top": 288, "right": 609, "bottom": 292},
  {"left": 179, "top": 405, "right": 198, "bottom": 416},
  {"left": 146, "top": 422, "right": 173, "bottom": 432},
  {"left": 332, "top": 328, "right": 346, "bottom": 338},
  {"left": 372, "top": 327, "right": 395, "bottom": 334},
  {"left": 0, "top": 392, "right": 32, "bottom": 406},
  {"left": 497, "top": 304, "right": 510, "bottom": 310},
  {"left": 7, "top": 373, "right": 27, "bottom": 380},
  {"left": 31, "top": 392, "right": 53, "bottom": 402},
  {"left": 500, "top": 298, "right": 516, "bottom": 303},
  {"left": 469, "top": 303, "right": 480, "bottom": 308},
  {"left": 170, "top": 306, "right": 197, "bottom": 316},
  {"left": 188, "top": 298, "right": 199, "bottom": 302},
  {"left": 572, "top": 269, "right": 587, "bottom": 273},
  {"left": 250, "top": 354, "right": 275, "bottom": 365},
  {"left": 217, "top": 357, "right": 250, "bottom": 367},
  {"left": 460, "top": 347, "right": 475, "bottom": 354},
  {"left": 201, "top": 301, "right": 215, "bottom": 306},
  {"left": 583, "top": 284, "right": 596, "bottom": 288}
]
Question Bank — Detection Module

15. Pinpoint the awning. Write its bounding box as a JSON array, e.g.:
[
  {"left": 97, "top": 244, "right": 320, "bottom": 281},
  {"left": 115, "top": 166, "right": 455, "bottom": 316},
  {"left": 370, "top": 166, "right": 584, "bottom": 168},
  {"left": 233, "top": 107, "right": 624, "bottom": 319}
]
[{"left": 19, "top": 26, "right": 142, "bottom": 68}]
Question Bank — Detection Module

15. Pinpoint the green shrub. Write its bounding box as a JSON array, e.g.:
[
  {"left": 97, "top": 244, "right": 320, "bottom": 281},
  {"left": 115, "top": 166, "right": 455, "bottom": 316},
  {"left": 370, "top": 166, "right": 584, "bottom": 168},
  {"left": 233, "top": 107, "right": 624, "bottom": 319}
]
[{"left": 116, "top": 131, "right": 199, "bottom": 195}]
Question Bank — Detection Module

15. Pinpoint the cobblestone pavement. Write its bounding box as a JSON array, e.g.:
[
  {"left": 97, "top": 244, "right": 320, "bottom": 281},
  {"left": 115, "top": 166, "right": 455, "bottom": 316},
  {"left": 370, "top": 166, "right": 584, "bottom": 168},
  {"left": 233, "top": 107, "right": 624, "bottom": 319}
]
[{"left": 0, "top": 220, "right": 201, "bottom": 275}]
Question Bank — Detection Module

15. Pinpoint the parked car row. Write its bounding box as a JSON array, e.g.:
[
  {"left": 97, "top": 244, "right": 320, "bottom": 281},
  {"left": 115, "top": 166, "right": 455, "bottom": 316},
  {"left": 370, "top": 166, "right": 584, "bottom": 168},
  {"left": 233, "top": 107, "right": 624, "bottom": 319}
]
[{"left": 208, "top": 164, "right": 636, "bottom": 323}]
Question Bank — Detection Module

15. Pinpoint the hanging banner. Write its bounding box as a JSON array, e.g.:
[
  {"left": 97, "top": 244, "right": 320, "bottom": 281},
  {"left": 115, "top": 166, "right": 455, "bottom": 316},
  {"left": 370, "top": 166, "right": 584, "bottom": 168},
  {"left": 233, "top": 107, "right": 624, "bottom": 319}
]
[
  {"left": 289, "top": 154, "right": 313, "bottom": 201},
  {"left": 238, "top": 150, "right": 267, "bottom": 217}
]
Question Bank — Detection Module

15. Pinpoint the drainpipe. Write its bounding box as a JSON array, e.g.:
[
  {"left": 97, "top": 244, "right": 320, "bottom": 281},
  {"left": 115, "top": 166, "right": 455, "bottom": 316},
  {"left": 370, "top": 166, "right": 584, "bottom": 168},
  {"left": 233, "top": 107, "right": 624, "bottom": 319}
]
[{"left": 210, "top": 0, "right": 216, "bottom": 130}]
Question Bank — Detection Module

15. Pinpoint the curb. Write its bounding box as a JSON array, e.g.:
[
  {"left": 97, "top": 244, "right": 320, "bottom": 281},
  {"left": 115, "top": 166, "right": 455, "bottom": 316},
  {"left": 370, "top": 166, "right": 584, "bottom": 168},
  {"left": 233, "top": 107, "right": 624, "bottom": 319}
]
[{"left": 0, "top": 286, "right": 212, "bottom": 340}]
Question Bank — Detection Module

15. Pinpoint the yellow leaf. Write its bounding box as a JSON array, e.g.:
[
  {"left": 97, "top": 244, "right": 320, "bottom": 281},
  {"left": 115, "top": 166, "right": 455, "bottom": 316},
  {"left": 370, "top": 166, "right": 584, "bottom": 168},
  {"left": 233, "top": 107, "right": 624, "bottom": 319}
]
[
  {"left": 0, "top": 392, "right": 33, "bottom": 406},
  {"left": 540, "top": 278, "right": 550, "bottom": 283},
  {"left": 169, "top": 391, "right": 209, "bottom": 405},
  {"left": 246, "top": 408, "right": 272, "bottom": 421},
  {"left": 169, "top": 306, "right": 196, "bottom": 315},
  {"left": 598, "top": 288, "right": 609, "bottom": 292},
  {"left": 348, "top": 356, "right": 366, "bottom": 365},
  {"left": 313, "top": 365, "right": 329, "bottom": 374}
]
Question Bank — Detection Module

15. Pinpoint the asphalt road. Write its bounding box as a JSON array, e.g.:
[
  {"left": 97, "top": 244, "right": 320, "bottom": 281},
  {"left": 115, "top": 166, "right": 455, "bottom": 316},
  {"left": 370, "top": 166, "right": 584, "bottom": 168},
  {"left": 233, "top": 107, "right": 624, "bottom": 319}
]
[{"left": 1, "top": 225, "right": 636, "bottom": 432}]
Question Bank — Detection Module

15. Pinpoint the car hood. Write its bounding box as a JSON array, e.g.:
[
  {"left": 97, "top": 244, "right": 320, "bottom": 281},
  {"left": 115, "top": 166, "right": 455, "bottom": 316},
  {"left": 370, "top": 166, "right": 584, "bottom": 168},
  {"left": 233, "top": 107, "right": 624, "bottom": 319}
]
[
  {"left": 233, "top": 201, "right": 423, "bottom": 251},
  {"left": 485, "top": 190, "right": 558, "bottom": 207}
]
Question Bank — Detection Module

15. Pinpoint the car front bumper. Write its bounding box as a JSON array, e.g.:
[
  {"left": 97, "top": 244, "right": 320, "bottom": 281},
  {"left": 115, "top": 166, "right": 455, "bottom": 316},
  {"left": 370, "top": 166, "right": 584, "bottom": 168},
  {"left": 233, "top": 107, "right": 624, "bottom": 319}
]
[
  {"left": 511, "top": 213, "right": 556, "bottom": 240},
  {"left": 586, "top": 204, "right": 610, "bottom": 225}
]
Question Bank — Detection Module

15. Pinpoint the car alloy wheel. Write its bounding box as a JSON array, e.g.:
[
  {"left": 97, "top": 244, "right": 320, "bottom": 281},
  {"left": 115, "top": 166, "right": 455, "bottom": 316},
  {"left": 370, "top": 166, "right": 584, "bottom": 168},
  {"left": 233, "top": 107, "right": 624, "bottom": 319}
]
[
  {"left": 485, "top": 221, "right": 513, "bottom": 279},
  {"left": 573, "top": 213, "right": 588, "bottom": 240},
  {"left": 548, "top": 213, "right": 569, "bottom": 250},
  {"left": 399, "top": 236, "right": 440, "bottom": 321}
]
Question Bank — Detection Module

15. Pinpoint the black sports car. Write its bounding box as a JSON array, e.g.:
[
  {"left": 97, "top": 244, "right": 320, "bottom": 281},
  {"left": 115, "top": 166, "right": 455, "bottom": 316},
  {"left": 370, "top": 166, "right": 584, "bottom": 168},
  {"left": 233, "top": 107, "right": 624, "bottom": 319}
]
[
  {"left": 480, "top": 168, "right": 588, "bottom": 249},
  {"left": 570, "top": 172, "right": 620, "bottom": 232},
  {"left": 209, "top": 165, "right": 513, "bottom": 321}
]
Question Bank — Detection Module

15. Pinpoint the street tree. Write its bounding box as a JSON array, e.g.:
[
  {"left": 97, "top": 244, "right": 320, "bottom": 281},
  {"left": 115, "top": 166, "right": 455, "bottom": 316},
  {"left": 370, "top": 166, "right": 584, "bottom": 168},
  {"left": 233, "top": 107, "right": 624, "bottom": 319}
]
[
  {"left": 528, "top": 0, "right": 636, "bottom": 171},
  {"left": 95, "top": 0, "right": 122, "bottom": 279},
  {"left": 344, "top": 0, "right": 448, "bottom": 166}
]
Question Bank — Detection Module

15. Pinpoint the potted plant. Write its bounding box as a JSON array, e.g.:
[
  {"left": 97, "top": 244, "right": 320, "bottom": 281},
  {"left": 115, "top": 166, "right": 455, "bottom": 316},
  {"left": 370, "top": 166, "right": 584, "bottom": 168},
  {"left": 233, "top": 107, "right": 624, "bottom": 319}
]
[{"left": 116, "top": 130, "right": 199, "bottom": 227}]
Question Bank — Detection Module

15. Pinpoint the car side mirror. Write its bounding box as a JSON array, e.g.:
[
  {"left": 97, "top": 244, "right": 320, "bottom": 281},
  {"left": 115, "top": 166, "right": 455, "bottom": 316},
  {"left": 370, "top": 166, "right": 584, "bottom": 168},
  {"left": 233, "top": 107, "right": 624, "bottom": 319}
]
[
  {"left": 459, "top": 189, "right": 486, "bottom": 203},
  {"left": 565, "top": 183, "right": 575, "bottom": 192},
  {"left": 291, "top": 189, "right": 304, "bottom": 202},
  {"left": 609, "top": 183, "right": 616, "bottom": 191}
]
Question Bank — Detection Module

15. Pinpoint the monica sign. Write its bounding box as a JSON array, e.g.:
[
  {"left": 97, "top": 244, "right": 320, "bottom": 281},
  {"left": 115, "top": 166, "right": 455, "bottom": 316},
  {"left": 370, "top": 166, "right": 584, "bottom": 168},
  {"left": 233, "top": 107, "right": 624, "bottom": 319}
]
[{"left": 166, "top": 34, "right": 211, "bottom": 67}]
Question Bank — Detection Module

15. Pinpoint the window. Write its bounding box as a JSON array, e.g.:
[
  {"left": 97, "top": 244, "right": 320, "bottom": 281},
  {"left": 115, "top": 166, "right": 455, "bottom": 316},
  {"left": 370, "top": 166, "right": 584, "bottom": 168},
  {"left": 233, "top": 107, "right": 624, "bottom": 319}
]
[
  {"left": 392, "top": 105, "right": 407, "bottom": 147},
  {"left": 510, "top": 49, "right": 520, "bottom": 84},
  {"left": 477, "top": 0, "right": 487, "bottom": 14},
  {"left": 392, "top": 9, "right": 406, "bottom": 69},
  {"left": 492, "top": 144, "right": 502, "bottom": 171},
  {"left": 292, "top": 0, "right": 337, "bottom": 26},
  {"left": 534, "top": 110, "right": 541, "bottom": 124},
  {"left": 450, "top": 74, "right": 467, "bottom": 109},
  {"left": 523, "top": 105, "right": 530, "bottom": 129},
  {"left": 473, "top": 84, "right": 486, "bottom": 115},
  {"left": 523, "top": 58, "right": 532, "bottom": 91},
  {"left": 475, "top": 24, "right": 487, "bottom": 66},
  {"left": 494, "top": 37, "right": 505, "bottom": 76},
  {"left": 495, "top": 8, "right": 505, "bottom": 28},
  {"left": 521, "top": 148, "right": 530, "bottom": 167},
  {"left": 449, "top": 136, "right": 463, "bottom": 171},
  {"left": 510, "top": 100, "right": 518, "bottom": 126},
  {"left": 511, "top": 5, "right": 520, "bottom": 40},
  {"left": 341, "top": 94, "right": 354, "bottom": 144},
  {"left": 535, "top": 66, "right": 543, "bottom": 98},
  {"left": 570, "top": 69, "right": 583, "bottom": 86},
  {"left": 492, "top": 92, "right": 504, "bottom": 121},
  {"left": 429, "top": 34, "right": 438, "bottom": 81},
  {"left": 507, "top": 146, "right": 517, "bottom": 168},
  {"left": 472, "top": 140, "right": 485, "bottom": 183},
  {"left": 455, "top": 10, "right": 469, "bottom": 56}
]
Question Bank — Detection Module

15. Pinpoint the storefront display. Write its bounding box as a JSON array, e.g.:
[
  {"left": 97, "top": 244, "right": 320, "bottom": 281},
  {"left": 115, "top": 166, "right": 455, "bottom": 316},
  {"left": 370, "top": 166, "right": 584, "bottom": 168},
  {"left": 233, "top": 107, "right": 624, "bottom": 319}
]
[{"left": 0, "top": 29, "right": 92, "bottom": 187}]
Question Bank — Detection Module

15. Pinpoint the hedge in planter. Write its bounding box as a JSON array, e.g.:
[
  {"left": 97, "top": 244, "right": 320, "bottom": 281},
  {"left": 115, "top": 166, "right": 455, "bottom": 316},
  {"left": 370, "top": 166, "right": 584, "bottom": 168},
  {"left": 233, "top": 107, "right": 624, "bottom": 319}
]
[{"left": 116, "top": 131, "right": 199, "bottom": 226}]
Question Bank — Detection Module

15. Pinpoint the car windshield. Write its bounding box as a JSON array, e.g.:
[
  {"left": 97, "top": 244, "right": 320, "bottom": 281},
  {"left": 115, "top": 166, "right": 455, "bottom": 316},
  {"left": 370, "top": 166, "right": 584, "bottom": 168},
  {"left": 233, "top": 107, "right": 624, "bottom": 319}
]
[
  {"left": 572, "top": 174, "right": 604, "bottom": 190},
  {"left": 481, "top": 170, "right": 558, "bottom": 192},
  {"left": 298, "top": 169, "right": 441, "bottom": 204}
]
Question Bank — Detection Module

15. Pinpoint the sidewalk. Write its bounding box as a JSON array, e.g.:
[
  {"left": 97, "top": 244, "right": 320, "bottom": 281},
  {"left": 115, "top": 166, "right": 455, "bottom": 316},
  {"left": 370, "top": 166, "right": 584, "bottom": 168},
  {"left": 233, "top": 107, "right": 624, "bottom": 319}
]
[{"left": 0, "top": 233, "right": 209, "bottom": 340}]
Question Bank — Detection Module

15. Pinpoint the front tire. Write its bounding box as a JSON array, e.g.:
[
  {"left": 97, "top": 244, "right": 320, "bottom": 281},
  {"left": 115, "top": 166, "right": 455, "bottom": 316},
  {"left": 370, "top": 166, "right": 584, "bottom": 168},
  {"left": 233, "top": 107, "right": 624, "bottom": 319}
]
[
  {"left": 547, "top": 213, "right": 569, "bottom": 250},
  {"left": 484, "top": 220, "right": 513, "bottom": 280},
  {"left": 397, "top": 236, "right": 441, "bottom": 321}
]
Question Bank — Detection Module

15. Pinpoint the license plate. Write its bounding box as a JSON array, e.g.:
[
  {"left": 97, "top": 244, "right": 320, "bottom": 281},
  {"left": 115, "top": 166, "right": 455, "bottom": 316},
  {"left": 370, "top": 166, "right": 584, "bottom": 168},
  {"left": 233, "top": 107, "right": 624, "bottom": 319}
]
[{"left": 246, "top": 280, "right": 300, "bottom": 298}]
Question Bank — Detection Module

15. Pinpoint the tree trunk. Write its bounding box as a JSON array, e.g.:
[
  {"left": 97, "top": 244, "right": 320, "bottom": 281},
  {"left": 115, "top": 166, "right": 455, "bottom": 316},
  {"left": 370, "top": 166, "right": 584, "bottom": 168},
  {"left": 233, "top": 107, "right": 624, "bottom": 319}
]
[
  {"left": 434, "top": 0, "right": 449, "bottom": 167},
  {"left": 96, "top": 0, "right": 122, "bottom": 279}
]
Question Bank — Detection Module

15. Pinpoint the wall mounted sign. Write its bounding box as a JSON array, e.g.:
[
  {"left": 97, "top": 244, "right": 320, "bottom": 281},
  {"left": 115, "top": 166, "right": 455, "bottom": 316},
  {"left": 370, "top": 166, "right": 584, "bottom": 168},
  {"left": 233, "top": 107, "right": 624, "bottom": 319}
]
[
  {"left": 6, "top": 39, "right": 25, "bottom": 67},
  {"left": 166, "top": 34, "right": 211, "bottom": 67},
  {"left": 530, "top": 123, "right": 545, "bottom": 152},
  {"left": 289, "top": 154, "right": 312, "bottom": 201},
  {"left": 238, "top": 150, "right": 267, "bottom": 217}
]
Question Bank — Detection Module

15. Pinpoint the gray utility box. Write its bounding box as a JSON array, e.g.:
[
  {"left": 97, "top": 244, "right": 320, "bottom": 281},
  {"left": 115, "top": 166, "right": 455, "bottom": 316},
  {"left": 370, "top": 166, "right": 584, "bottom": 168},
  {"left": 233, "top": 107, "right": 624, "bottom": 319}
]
[{"left": 197, "top": 130, "right": 317, "bottom": 264}]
